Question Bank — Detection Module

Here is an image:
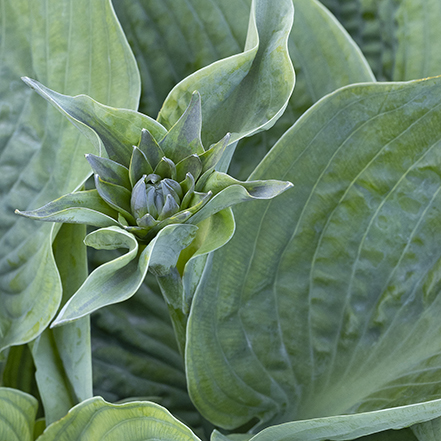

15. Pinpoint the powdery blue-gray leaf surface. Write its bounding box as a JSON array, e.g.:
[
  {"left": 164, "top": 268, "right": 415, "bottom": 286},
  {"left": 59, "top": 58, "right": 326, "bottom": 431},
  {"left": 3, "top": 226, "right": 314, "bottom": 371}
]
[
  {"left": 0, "top": 0, "right": 140, "bottom": 351},
  {"left": 186, "top": 77, "right": 441, "bottom": 431}
]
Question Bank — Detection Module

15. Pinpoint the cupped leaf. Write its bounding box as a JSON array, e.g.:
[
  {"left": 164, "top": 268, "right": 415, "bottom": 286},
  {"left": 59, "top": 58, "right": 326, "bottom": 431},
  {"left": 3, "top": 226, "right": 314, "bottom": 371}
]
[
  {"left": 15, "top": 190, "right": 120, "bottom": 228},
  {"left": 157, "top": 0, "right": 295, "bottom": 149},
  {"left": 52, "top": 224, "right": 198, "bottom": 326},
  {"left": 231, "top": 0, "right": 376, "bottom": 179},
  {"left": 0, "top": 0, "right": 140, "bottom": 350},
  {"left": 186, "top": 77, "right": 441, "bottom": 430},
  {"left": 248, "top": 400, "right": 441, "bottom": 441},
  {"left": 22, "top": 77, "right": 166, "bottom": 168},
  {"left": 0, "top": 388, "right": 38, "bottom": 441},
  {"left": 36, "top": 397, "right": 201, "bottom": 441}
]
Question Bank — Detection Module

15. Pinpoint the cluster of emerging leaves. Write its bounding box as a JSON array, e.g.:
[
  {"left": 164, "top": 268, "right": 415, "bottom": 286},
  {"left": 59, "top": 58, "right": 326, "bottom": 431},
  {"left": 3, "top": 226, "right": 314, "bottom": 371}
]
[{"left": 3, "top": 0, "right": 441, "bottom": 440}]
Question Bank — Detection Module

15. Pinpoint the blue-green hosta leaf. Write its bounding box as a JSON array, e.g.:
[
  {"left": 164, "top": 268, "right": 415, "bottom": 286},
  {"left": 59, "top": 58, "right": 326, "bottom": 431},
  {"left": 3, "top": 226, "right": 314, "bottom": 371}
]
[
  {"left": 186, "top": 77, "right": 441, "bottom": 430},
  {"left": 158, "top": 0, "right": 295, "bottom": 149},
  {"left": 15, "top": 190, "right": 120, "bottom": 228},
  {"left": 246, "top": 400, "right": 441, "bottom": 441},
  {"left": 52, "top": 224, "right": 198, "bottom": 326},
  {"left": 320, "top": 0, "right": 441, "bottom": 82},
  {"left": 22, "top": 77, "right": 167, "bottom": 168},
  {"left": 0, "top": 388, "right": 38, "bottom": 441},
  {"left": 36, "top": 397, "right": 201, "bottom": 441},
  {"left": 0, "top": 0, "right": 140, "bottom": 351}
]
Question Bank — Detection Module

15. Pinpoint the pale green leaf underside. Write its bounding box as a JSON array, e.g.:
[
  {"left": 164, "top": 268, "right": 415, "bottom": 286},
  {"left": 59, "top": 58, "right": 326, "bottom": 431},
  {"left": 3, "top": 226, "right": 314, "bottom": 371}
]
[
  {"left": 157, "top": 0, "right": 295, "bottom": 148},
  {"left": 0, "top": 388, "right": 38, "bottom": 441},
  {"left": 186, "top": 77, "right": 441, "bottom": 430},
  {"left": 36, "top": 397, "right": 201, "bottom": 441},
  {"left": 0, "top": 0, "right": 140, "bottom": 350}
]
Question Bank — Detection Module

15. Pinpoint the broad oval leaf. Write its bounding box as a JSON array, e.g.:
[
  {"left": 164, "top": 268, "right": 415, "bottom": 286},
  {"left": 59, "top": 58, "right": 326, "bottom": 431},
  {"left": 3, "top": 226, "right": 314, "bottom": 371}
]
[
  {"left": 0, "top": 387, "right": 38, "bottom": 441},
  {"left": 0, "top": 0, "right": 140, "bottom": 351},
  {"left": 36, "top": 397, "right": 201, "bottom": 441},
  {"left": 186, "top": 77, "right": 441, "bottom": 430}
]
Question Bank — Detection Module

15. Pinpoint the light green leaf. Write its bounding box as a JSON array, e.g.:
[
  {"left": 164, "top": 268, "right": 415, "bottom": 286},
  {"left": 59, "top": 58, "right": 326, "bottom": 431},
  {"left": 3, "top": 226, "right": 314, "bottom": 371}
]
[
  {"left": 157, "top": 0, "right": 295, "bottom": 148},
  {"left": 36, "top": 397, "right": 201, "bottom": 441},
  {"left": 30, "top": 224, "right": 91, "bottom": 426},
  {"left": 188, "top": 173, "right": 293, "bottom": 226},
  {"left": 0, "top": 0, "right": 140, "bottom": 351},
  {"left": 0, "top": 387, "right": 38, "bottom": 441},
  {"left": 231, "top": 0, "right": 375, "bottom": 179},
  {"left": 53, "top": 224, "right": 197, "bottom": 326},
  {"left": 320, "top": 0, "right": 441, "bottom": 82},
  {"left": 15, "top": 190, "right": 120, "bottom": 228},
  {"left": 186, "top": 77, "right": 441, "bottom": 430},
  {"left": 22, "top": 77, "right": 166, "bottom": 168},
  {"left": 248, "top": 400, "right": 441, "bottom": 441}
]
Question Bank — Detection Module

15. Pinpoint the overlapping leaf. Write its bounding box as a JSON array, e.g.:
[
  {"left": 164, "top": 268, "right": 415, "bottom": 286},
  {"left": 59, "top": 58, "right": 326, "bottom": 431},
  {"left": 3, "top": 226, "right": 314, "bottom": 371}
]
[
  {"left": 186, "top": 77, "right": 441, "bottom": 431},
  {"left": 0, "top": 0, "right": 140, "bottom": 351}
]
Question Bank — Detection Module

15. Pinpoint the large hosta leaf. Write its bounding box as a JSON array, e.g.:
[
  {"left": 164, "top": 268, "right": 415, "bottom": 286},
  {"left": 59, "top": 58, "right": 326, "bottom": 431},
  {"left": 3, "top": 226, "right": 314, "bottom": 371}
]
[
  {"left": 319, "top": 0, "right": 441, "bottom": 82},
  {"left": 36, "top": 397, "right": 201, "bottom": 441},
  {"left": 186, "top": 76, "right": 441, "bottom": 431},
  {"left": 0, "top": 388, "right": 38, "bottom": 441},
  {"left": 0, "top": 0, "right": 140, "bottom": 351}
]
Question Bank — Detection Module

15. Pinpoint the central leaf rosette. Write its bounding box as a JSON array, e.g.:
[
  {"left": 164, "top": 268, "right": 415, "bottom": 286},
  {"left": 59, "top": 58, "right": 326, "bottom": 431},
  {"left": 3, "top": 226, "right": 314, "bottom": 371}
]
[{"left": 85, "top": 92, "right": 229, "bottom": 242}]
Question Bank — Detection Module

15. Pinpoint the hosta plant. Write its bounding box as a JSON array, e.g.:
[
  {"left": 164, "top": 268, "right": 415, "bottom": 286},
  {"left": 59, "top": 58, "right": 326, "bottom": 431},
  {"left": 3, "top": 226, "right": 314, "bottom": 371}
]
[{"left": 3, "top": 0, "right": 441, "bottom": 441}]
